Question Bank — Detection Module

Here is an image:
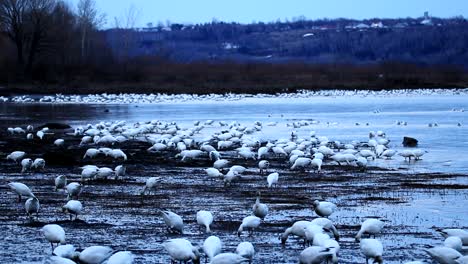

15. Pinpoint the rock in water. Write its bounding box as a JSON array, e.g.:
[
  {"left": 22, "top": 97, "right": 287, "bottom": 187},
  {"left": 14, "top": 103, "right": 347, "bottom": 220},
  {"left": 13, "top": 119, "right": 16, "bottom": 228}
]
[
  {"left": 37, "top": 123, "right": 71, "bottom": 130},
  {"left": 402, "top": 137, "right": 418, "bottom": 147}
]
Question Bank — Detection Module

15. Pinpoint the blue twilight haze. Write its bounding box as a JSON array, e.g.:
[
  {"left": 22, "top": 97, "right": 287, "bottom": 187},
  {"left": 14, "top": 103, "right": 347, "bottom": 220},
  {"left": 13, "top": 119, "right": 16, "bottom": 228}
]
[{"left": 68, "top": 0, "right": 467, "bottom": 27}]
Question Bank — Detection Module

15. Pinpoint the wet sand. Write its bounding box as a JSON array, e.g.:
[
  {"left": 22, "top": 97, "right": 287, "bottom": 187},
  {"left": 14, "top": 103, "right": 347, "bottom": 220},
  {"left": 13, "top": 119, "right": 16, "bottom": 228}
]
[{"left": 0, "top": 130, "right": 467, "bottom": 263}]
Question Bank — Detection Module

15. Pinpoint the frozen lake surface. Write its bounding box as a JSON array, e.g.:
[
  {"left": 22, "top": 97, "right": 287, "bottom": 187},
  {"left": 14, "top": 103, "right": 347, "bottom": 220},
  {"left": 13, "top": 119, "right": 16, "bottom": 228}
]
[{"left": 0, "top": 93, "right": 467, "bottom": 263}]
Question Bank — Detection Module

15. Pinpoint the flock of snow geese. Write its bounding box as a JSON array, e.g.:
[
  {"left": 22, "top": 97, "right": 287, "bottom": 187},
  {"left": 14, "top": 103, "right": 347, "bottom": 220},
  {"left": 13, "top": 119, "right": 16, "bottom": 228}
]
[{"left": 4, "top": 118, "right": 467, "bottom": 264}]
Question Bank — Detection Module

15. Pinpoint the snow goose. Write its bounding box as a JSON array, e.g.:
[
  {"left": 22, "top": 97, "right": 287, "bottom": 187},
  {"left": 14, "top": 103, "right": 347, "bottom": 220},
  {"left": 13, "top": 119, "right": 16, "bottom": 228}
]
[
  {"left": 21, "top": 158, "right": 33, "bottom": 173},
  {"left": 210, "top": 253, "right": 247, "bottom": 264},
  {"left": 107, "top": 251, "right": 135, "bottom": 264},
  {"left": 238, "top": 215, "right": 261, "bottom": 237},
  {"left": 359, "top": 150, "right": 375, "bottom": 160},
  {"left": 7, "top": 182, "right": 35, "bottom": 202},
  {"left": 229, "top": 165, "right": 247, "bottom": 174},
  {"left": 439, "top": 229, "right": 468, "bottom": 245},
  {"left": 203, "top": 235, "right": 222, "bottom": 262},
  {"left": 252, "top": 192, "right": 269, "bottom": 219},
  {"left": 160, "top": 210, "right": 184, "bottom": 234},
  {"left": 81, "top": 167, "right": 98, "bottom": 181},
  {"left": 424, "top": 247, "right": 462, "bottom": 264},
  {"left": 65, "top": 182, "right": 82, "bottom": 200},
  {"left": 41, "top": 224, "right": 66, "bottom": 250},
  {"left": 163, "top": 238, "right": 200, "bottom": 264},
  {"left": 413, "top": 149, "right": 428, "bottom": 160},
  {"left": 54, "top": 139, "right": 65, "bottom": 147},
  {"left": 206, "top": 168, "right": 224, "bottom": 178},
  {"left": 299, "top": 246, "right": 337, "bottom": 264},
  {"left": 32, "top": 158, "right": 46, "bottom": 171},
  {"left": 360, "top": 239, "right": 383, "bottom": 264},
  {"left": 25, "top": 197, "right": 40, "bottom": 220},
  {"left": 258, "top": 160, "right": 270, "bottom": 174},
  {"left": 55, "top": 176, "right": 67, "bottom": 191},
  {"left": 398, "top": 150, "right": 415, "bottom": 161},
  {"left": 62, "top": 200, "right": 83, "bottom": 221},
  {"left": 310, "top": 218, "right": 340, "bottom": 241},
  {"left": 114, "top": 165, "right": 126, "bottom": 180},
  {"left": 96, "top": 167, "right": 114, "bottom": 179},
  {"left": 78, "top": 245, "right": 113, "bottom": 264},
  {"left": 197, "top": 210, "right": 214, "bottom": 233},
  {"left": 44, "top": 256, "right": 77, "bottom": 264},
  {"left": 6, "top": 151, "right": 26, "bottom": 163},
  {"left": 280, "top": 220, "right": 312, "bottom": 245},
  {"left": 141, "top": 177, "right": 161, "bottom": 195},
  {"left": 291, "top": 157, "right": 312, "bottom": 171},
  {"left": 257, "top": 146, "right": 269, "bottom": 159},
  {"left": 381, "top": 149, "right": 397, "bottom": 159},
  {"left": 109, "top": 149, "right": 127, "bottom": 160},
  {"left": 356, "top": 219, "right": 384, "bottom": 241},
  {"left": 267, "top": 172, "right": 279, "bottom": 188},
  {"left": 312, "top": 200, "right": 337, "bottom": 218},
  {"left": 236, "top": 242, "right": 255, "bottom": 263},
  {"left": 53, "top": 244, "right": 78, "bottom": 260},
  {"left": 213, "top": 159, "right": 230, "bottom": 170},
  {"left": 444, "top": 236, "right": 463, "bottom": 252}
]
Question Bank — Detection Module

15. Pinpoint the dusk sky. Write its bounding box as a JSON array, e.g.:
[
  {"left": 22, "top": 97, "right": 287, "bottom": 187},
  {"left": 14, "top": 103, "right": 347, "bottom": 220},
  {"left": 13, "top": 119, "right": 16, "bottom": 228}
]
[{"left": 68, "top": 0, "right": 467, "bottom": 27}]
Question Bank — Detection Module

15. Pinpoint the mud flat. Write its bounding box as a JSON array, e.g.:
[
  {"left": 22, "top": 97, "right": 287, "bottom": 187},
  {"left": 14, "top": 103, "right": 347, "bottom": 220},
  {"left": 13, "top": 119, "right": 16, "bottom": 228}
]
[{"left": 0, "top": 131, "right": 467, "bottom": 264}]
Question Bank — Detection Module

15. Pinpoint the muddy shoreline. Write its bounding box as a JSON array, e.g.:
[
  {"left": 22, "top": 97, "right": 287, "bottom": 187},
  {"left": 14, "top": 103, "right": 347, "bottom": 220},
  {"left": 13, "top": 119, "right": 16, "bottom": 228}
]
[{"left": 0, "top": 128, "right": 467, "bottom": 263}]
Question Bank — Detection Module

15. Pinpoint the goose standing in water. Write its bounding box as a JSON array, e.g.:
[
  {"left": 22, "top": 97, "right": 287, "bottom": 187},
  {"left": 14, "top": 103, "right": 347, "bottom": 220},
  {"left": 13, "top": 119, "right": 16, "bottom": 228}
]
[
  {"left": 160, "top": 210, "right": 184, "bottom": 234},
  {"left": 163, "top": 238, "right": 200, "bottom": 264},
  {"left": 25, "top": 197, "right": 40, "bottom": 221},
  {"left": 78, "top": 245, "right": 113, "bottom": 264},
  {"left": 7, "top": 182, "right": 35, "bottom": 202},
  {"left": 312, "top": 200, "right": 337, "bottom": 218},
  {"left": 203, "top": 235, "right": 222, "bottom": 262},
  {"left": 267, "top": 172, "right": 279, "bottom": 188},
  {"left": 252, "top": 192, "right": 269, "bottom": 219},
  {"left": 424, "top": 247, "right": 462, "bottom": 264},
  {"left": 356, "top": 219, "right": 385, "bottom": 241},
  {"left": 299, "top": 246, "right": 338, "bottom": 264},
  {"left": 62, "top": 200, "right": 83, "bottom": 221},
  {"left": 236, "top": 242, "right": 255, "bottom": 263},
  {"left": 238, "top": 215, "right": 261, "bottom": 237},
  {"left": 107, "top": 251, "right": 135, "bottom": 264},
  {"left": 41, "top": 224, "right": 66, "bottom": 250},
  {"left": 360, "top": 239, "right": 383, "bottom": 264},
  {"left": 196, "top": 210, "right": 213, "bottom": 233}
]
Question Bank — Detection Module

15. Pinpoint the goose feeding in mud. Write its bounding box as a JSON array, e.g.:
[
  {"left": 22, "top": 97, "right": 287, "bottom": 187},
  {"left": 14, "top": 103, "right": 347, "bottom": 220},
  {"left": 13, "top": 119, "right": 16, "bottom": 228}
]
[
  {"left": 236, "top": 242, "right": 255, "bottom": 263},
  {"left": 54, "top": 176, "right": 67, "bottom": 191},
  {"left": 163, "top": 238, "right": 200, "bottom": 264},
  {"left": 209, "top": 253, "right": 248, "bottom": 264},
  {"left": 141, "top": 177, "right": 161, "bottom": 195},
  {"left": 257, "top": 146, "right": 269, "bottom": 159},
  {"left": 107, "top": 251, "right": 135, "bottom": 264},
  {"left": 213, "top": 159, "right": 230, "bottom": 170},
  {"left": 206, "top": 168, "right": 223, "bottom": 178},
  {"left": 258, "top": 160, "right": 270, "bottom": 174},
  {"left": 109, "top": 149, "right": 127, "bottom": 160},
  {"left": 356, "top": 219, "right": 385, "bottom": 241},
  {"left": 65, "top": 182, "right": 82, "bottom": 200},
  {"left": 114, "top": 165, "right": 126, "bottom": 179},
  {"left": 311, "top": 218, "right": 340, "bottom": 241},
  {"left": 62, "top": 200, "right": 83, "bottom": 221},
  {"left": 223, "top": 170, "right": 240, "bottom": 186},
  {"left": 413, "top": 149, "right": 428, "bottom": 160},
  {"left": 25, "top": 197, "right": 40, "bottom": 220},
  {"left": 160, "top": 210, "right": 184, "bottom": 234},
  {"left": 252, "top": 192, "right": 269, "bottom": 219},
  {"left": 54, "top": 139, "right": 65, "bottom": 147},
  {"left": 299, "top": 246, "right": 337, "bottom": 264},
  {"left": 7, "top": 182, "right": 35, "bottom": 202},
  {"left": 267, "top": 172, "right": 279, "bottom": 188},
  {"left": 444, "top": 236, "right": 463, "bottom": 252},
  {"left": 238, "top": 215, "right": 261, "bottom": 237},
  {"left": 360, "top": 239, "right": 383, "bottom": 264},
  {"left": 53, "top": 244, "right": 78, "bottom": 259},
  {"left": 291, "top": 157, "right": 312, "bottom": 171},
  {"left": 197, "top": 210, "right": 214, "bottom": 233},
  {"left": 312, "top": 200, "right": 337, "bottom": 218},
  {"left": 96, "top": 167, "right": 114, "bottom": 179},
  {"left": 424, "top": 247, "right": 462, "bottom": 264},
  {"left": 81, "top": 167, "right": 98, "bottom": 181},
  {"left": 32, "top": 158, "right": 46, "bottom": 171},
  {"left": 6, "top": 151, "right": 26, "bottom": 163},
  {"left": 83, "top": 148, "right": 100, "bottom": 159},
  {"left": 41, "top": 224, "right": 66, "bottom": 250},
  {"left": 21, "top": 158, "right": 33, "bottom": 172},
  {"left": 203, "top": 235, "right": 222, "bottom": 262},
  {"left": 78, "top": 245, "right": 114, "bottom": 264},
  {"left": 280, "top": 220, "right": 312, "bottom": 245},
  {"left": 398, "top": 150, "right": 415, "bottom": 161}
]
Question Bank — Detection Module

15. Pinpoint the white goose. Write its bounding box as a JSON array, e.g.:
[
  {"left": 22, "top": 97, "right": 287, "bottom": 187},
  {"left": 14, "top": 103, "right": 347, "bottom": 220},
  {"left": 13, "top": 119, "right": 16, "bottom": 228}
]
[
  {"left": 299, "top": 246, "right": 337, "bottom": 264},
  {"left": 360, "top": 239, "right": 383, "bottom": 264},
  {"left": 312, "top": 200, "right": 337, "bottom": 218},
  {"left": 7, "top": 182, "right": 35, "bottom": 202},
  {"left": 107, "top": 251, "right": 135, "bottom": 264},
  {"left": 356, "top": 219, "right": 384, "bottom": 241},
  {"left": 62, "top": 200, "right": 83, "bottom": 221},
  {"left": 439, "top": 229, "right": 468, "bottom": 245},
  {"left": 267, "top": 172, "right": 279, "bottom": 188},
  {"left": 66, "top": 182, "right": 82, "bottom": 200},
  {"left": 41, "top": 224, "right": 66, "bottom": 250},
  {"left": 280, "top": 220, "right": 311, "bottom": 245},
  {"left": 444, "top": 236, "right": 463, "bottom": 252},
  {"left": 237, "top": 215, "right": 261, "bottom": 237},
  {"left": 141, "top": 177, "right": 161, "bottom": 195},
  {"left": 206, "top": 168, "right": 224, "bottom": 178},
  {"left": 258, "top": 160, "right": 270, "bottom": 174},
  {"left": 196, "top": 210, "right": 214, "bottom": 233},
  {"left": 424, "top": 247, "right": 462, "bottom": 264},
  {"left": 32, "top": 158, "right": 46, "bottom": 171},
  {"left": 53, "top": 244, "right": 78, "bottom": 259},
  {"left": 236, "top": 242, "right": 255, "bottom": 263},
  {"left": 252, "top": 192, "right": 269, "bottom": 219},
  {"left": 78, "top": 245, "right": 113, "bottom": 264},
  {"left": 310, "top": 218, "right": 340, "bottom": 241},
  {"left": 54, "top": 176, "right": 67, "bottom": 191},
  {"left": 203, "top": 235, "right": 222, "bottom": 262},
  {"left": 209, "top": 253, "right": 247, "bottom": 264},
  {"left": 6, "top": 151, "right": 26, "bottom": 163},
  {"left": 44, "top": 256, "right": 77, "bottom": 264},
  {"left": 25, "top": 197, "right": 40, "bottom": 220},
  {"left": 160, "top": 210, "right": 184, "bottom": 234},
  {"left": 163, "top": 238, "right": 200, "bottom": 263},
  {"left": 21, "top": 158, "right": 33, "bottom": 173}
]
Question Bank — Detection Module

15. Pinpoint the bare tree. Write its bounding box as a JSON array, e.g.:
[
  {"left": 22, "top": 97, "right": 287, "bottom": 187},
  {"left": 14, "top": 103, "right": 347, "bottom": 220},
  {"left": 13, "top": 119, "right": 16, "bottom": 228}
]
[
  {"left": 0, "top": 0, "right": 28, "bottom": 67},
  {"left": 113, "top": 4, "right": 140, "bottom": 62},
  {"left": 77, "top": 0, "right": 105, "bottom": 62}
]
